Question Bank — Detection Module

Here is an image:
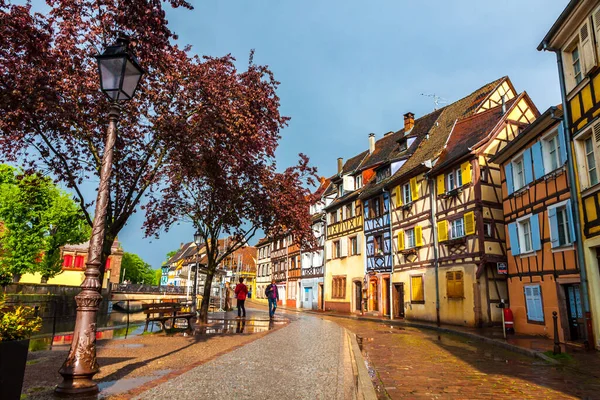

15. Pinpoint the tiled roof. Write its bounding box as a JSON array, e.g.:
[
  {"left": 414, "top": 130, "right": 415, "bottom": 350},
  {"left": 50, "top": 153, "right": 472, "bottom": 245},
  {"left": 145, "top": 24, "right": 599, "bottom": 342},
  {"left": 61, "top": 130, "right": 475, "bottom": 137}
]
[
  {"left": 383, "top": 76, "right": 508, "bottom": 186},
  {"left": 431, "top": 97, "right": 517, "bottom": 173},
  {"left": 343, "top": 150, "right": 369, "bottom": 174},
  {"left": 360, "top": 131, "right": 405, "bottom": 170}
]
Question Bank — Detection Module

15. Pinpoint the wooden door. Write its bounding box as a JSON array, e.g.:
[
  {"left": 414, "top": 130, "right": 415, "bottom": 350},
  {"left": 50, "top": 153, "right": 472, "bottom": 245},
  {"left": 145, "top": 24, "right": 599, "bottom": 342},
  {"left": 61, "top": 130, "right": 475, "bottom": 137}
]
[
  {"left": 565, "top": 284, "right": 585, "bottom": 341},
  {"left": 393, "top": 283, "right": 404, "bottom": 318},
  {"left": 354, "top": 281, "right": 362, "bottom": 312}
]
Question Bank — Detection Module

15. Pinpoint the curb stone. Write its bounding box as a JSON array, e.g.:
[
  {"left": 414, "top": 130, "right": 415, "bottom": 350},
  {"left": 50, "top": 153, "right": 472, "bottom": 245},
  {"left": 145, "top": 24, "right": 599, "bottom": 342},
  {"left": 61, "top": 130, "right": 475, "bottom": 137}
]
[{"left": 345, "top": 329, "right": 378, "bottom": 400}]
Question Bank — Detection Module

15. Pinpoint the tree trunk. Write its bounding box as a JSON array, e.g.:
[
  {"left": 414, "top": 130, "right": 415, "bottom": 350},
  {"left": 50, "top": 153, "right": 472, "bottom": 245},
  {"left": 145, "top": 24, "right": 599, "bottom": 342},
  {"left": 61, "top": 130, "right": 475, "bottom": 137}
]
[
  {"left": 198, "top": 267, "right": 216, "bottom": 324},
  {"left": 12, "top": 274, "right": 21, "bottom": 283},
  {"left": 40, "top": 276, "right": 48, "bottom": 284}
]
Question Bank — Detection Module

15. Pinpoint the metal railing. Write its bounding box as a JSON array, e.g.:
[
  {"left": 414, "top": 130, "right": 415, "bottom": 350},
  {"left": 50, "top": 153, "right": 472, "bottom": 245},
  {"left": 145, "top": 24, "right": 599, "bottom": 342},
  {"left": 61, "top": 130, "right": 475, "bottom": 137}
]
[{"left": 110, "top": 283, "right": 187, "bottom": 294}]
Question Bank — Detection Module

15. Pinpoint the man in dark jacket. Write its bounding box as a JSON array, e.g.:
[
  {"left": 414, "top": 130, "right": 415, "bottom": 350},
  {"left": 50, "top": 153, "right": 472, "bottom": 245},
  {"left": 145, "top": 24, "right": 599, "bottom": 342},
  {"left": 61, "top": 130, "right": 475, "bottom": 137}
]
[
  {"left": 265, "top": 279, "right": 279, "bottom": 319},
  {"left": 234, "top": 277, "right": 248, "bottom": 318}
]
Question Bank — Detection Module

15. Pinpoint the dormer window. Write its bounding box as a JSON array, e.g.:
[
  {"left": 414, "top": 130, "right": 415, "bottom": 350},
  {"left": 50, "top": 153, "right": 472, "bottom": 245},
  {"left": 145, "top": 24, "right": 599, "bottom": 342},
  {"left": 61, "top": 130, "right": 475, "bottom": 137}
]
[
  {"left": 376, "top": 167, "right": 390, "bottom": 183},
  {"left": 355, "top": 175, "right": 363, "bottom": 189},
  {"left": 398, "top": 138, "right": 407, "bottom": 152},
  {"left": 337, "top": 184, "right": 343, "bottom": 197}
]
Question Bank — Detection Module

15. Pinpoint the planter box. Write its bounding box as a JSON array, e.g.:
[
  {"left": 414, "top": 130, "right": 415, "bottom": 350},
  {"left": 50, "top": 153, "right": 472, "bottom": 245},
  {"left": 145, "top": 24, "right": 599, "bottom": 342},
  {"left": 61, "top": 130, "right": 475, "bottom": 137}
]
[{"left": 0, "top": 338, "right": 29, "bottom": 400}]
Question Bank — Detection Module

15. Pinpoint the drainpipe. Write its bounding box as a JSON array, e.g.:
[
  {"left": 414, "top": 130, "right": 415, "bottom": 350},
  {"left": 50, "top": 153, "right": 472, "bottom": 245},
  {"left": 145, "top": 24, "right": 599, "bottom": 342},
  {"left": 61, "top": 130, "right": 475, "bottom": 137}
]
[
  {"left": 430, "top": 177, "right": 441, "bottom": 326},
  {"left": 545, "top": 43, "right": 592, "bottom": 348},
  {"left": 385, "top": 188, "right": 394, "bottom": 320}
]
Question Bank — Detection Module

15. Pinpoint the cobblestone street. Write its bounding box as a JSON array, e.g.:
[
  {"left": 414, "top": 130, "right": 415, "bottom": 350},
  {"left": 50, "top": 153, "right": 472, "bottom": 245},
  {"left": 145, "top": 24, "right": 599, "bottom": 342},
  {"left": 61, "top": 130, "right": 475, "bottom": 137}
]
[
  {"left": 135, "top": 309, "right": 353, "bottom": 399},
  {"left": 332, "top": 317, "right": 600, "bottom": 399}
]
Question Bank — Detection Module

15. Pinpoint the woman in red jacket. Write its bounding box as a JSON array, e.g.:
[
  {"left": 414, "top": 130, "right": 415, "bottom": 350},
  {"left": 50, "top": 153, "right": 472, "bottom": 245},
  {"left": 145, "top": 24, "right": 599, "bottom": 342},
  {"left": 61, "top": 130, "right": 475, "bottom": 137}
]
[{"left": 234, "top": 277, "right": 248, "bottom": 318}]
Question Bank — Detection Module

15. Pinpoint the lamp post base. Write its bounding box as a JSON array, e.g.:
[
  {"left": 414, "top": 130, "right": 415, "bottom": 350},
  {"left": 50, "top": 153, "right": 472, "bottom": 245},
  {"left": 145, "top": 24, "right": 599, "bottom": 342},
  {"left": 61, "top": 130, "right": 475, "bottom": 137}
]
[{"left": 55, "top": 377, "right": 99, "bottom": 397}]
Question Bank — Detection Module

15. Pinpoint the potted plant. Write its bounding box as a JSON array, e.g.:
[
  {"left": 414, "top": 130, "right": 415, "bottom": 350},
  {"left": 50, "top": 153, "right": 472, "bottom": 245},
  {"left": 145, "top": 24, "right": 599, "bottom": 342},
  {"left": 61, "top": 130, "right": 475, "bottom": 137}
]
[{"left": 0, "top": 295, "right": 41, "bottom": 400}]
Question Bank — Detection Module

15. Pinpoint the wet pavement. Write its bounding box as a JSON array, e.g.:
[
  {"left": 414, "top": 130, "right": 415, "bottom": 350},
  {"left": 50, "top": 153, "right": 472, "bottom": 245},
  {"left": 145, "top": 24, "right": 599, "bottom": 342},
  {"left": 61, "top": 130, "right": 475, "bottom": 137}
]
[
  {"left": 331, "top": 317, "right": 600, "bottom": 399},
  {"left": 134, "top": 308, "right": 354, "bottom": 399}
]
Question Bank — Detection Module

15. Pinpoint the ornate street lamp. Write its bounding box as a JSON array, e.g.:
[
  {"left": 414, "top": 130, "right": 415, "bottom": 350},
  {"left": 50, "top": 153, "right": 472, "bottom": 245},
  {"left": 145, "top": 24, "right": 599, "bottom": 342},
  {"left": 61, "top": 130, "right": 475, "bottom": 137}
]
[
  {"left": 192, "top": 230, "right": 203, "bottom": 315},
  {"left": 55, "top": 35, "right": 144, "bottom": 396}
]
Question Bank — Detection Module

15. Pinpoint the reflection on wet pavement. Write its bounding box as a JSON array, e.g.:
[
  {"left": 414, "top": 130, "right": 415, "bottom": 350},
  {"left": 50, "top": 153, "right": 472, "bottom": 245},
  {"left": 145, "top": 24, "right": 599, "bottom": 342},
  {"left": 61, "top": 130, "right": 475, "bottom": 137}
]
[{"left": 98, "top": 369, "right": 173, "bottom": 398}]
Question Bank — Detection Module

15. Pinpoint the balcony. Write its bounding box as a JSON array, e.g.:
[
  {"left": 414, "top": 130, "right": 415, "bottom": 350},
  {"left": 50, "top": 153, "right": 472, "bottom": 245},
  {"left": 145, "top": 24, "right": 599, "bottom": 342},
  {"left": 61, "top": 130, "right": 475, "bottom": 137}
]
[
  {"left": 274, "top": 271, "right": 286, "bottom": 282},
  {"left": 288, "top": 267, "right": 301, "bottom": 280},
  {"left": 301, "top": 266, "right": 323, "bottom": 278}
]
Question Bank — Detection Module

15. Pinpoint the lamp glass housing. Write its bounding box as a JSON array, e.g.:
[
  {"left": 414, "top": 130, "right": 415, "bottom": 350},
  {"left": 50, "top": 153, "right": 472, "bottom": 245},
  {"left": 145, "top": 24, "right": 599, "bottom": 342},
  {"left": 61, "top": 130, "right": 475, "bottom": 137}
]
[{"left": 95, "top": 37, "right": 144, "bottom": 101}]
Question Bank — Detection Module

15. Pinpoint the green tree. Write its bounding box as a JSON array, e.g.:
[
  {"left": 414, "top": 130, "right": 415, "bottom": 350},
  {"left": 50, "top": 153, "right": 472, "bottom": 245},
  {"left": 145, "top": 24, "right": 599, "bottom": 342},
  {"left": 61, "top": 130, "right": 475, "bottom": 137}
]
[
  {"left": 0, "top": 165, "right": 89, "bottom": 282},
  {"left": 153, "top": 269, "right": 162, "bottom": 285},
  {"left": 163, "top": 249, "right": 179, "bottom": 265},
  {"left": 121, "top": 252, "right": 154, "bottom": 284}
]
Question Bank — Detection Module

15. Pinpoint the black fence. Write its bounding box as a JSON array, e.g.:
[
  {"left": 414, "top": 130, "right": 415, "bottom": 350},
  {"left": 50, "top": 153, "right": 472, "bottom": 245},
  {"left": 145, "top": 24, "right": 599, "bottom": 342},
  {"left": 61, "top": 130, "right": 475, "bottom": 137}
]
[{"left": 110, "top": 283, "right": 187, "bottom": 294}]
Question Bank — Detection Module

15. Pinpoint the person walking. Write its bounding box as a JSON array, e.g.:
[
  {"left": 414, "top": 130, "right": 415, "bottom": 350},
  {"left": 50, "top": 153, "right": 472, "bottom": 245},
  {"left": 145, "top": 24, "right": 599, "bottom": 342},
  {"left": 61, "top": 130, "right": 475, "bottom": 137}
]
[
  {"left": 265, "top": 279, "right": 279, "bottom": 319},
  {"left": 234, "top": 277, "right": 248, "bottom": 318}
]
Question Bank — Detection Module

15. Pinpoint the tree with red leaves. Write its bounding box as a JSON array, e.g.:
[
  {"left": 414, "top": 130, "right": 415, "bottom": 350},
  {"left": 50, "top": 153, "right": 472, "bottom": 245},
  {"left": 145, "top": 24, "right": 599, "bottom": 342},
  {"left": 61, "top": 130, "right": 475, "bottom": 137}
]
[
  {"left": 143, "top": 53, "right": 318, "bottom": 322},
  {"left": 0, "top": 0, "right": 194, "bottom": 281}
]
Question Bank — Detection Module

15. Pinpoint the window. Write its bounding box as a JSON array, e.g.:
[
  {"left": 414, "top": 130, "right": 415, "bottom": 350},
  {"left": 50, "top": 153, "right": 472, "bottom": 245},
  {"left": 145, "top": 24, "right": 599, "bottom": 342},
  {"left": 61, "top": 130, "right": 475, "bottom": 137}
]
[
  {"left": 483, "top": 222, "right": 493, "bottom": 238},
  {"left": 398, "top": 138, "right": 407, "bottom": 152},
  {"left": 585, "top": 137, "right": 598, "bottom": 186},
  {"left": 333, "top": 240, "right": 341, "bottom": 258},
  {"left": 405, "top": 228, "right": 416, "bottom": 249},
  {"left": 332, "top": 276, "right": 346, "bottom": 299},
  {"left": 524, "top": 285, "right": 544, "bottom": 323},
  {"left": 355, "top": 175, "right": 363, "bottom": 189},
  {"left": 446, "top": 168, "right": 462, "bottom": 191},
  {"left": 370, "top": 198, "right": 382, "bottom": 218},
  {"left": 513, "top": 156, "right": 525, "bottom": 189},
  {"left": 446, "top": 271, "right": 464, "bottom": 298},
  {"left": 345, "top": 204, "right": 353, "bottom": 219},
  {"left": 355, "top": 202, "right": 361, "bottom": 217},
  {"left": 62, "top": 254, "right": 74, "bottom": 268},
  {"left": 480, "top": 167, "right": 488, "bottom": 183},
  {"left": 402, "top": 183, "right": 412, "bottom": 204},
  {"left": 410, "top": 275, "right": 424, "bottom": 303},
  {"left": 74, "top": 255, "right": 85, "bottom": 269},
  {"left": 544, "top": 133, "right": 561, "bottom": 172},
  {"left": 549, "top": 200, "right": 575, "bottom": 248},
  {"left": 330, "top": 211, "right": 338, "bottom": 224},
  {"left": 374, "top": 235, "right": 383, "bottom": 256},
  {"left": 572, "top": 46, "right": 582, "bottom": 85},
  {"left": 350, "top": 236, "right": 359, "bottom": 256},
  {"left": 449, "top": 219, "right": 464, "bottom": 239},
  {"left": 337, "top": 184, "right": 343, "bottom": 197},
  {"left": 519, "top": 218, "right": 533, "bottom": 253},
  {"left": 376, "top": 167, "right": 390, "bottom": 183}
]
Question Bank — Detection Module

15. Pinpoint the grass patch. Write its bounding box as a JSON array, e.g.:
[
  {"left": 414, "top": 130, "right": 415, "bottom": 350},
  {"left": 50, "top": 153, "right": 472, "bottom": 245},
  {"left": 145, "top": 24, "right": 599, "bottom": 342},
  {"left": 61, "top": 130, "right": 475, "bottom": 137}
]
[
  {"left": 543, "top": 350, "right": 573, "bottom": 361},
  {"left": 26, "top": 359, "right": 42, "bottom": 366}
]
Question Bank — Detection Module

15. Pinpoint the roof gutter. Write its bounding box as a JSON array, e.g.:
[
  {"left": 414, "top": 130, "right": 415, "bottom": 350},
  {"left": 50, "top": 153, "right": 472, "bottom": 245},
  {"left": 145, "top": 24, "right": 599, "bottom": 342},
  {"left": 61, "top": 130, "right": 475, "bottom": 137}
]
[
  {"left": 541, "top": 42, "right": 593, "bottom": 349},
  {"left": 537, "top": 0, "right": 581, "bottom": 51}
]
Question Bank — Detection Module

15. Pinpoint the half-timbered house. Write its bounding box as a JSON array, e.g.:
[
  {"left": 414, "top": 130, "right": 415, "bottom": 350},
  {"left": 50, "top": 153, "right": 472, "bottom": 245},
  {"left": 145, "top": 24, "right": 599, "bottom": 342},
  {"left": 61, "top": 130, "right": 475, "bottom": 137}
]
[
  {"left": 271, "top": 236, "right": 288, "bottom": 305},
  {"left": 539, "top": 0, "right": 600, "bottom": 348},
  {"left": 427, "top": 86, "right": 538, "bottom": 327},
  {"left": 492, "top": 106, "right": 584, "bottom": 343},
  {"left": 299, "top": 178, "right": 332, "bottom": 310},
  {"left": 255, "top": 237, "right": 272, "bottom": 303},
  {"left": 324, "top": 152, "right": 368, "bottom": 313}
]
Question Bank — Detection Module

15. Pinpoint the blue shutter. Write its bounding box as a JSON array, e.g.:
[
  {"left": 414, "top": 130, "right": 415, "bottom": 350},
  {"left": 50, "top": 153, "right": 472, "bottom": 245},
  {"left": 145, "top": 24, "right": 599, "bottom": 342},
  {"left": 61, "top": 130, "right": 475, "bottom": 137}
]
[
  {"left": 523, "top": 148, "right": 533, "bottom": 184},
  {"left": 531, "top": 142, "right": 545, "bottom": 179},
  {"left": 508, "top": 222, "right": 520, "bottom": 255},
  {"left": 524, "top": 286, "right": 535, "bottom": 321},
  {"left": 505, "top": 163, "right": 514, "bottom": 195},
  {"left": 566, "top": 199, "right": 576, "bottom": 244},
  {"left": 548, "top": 206, "right": 559, "bottom": 248},
  {"left": 530, "top": 214, "right": 542, "bottom": 251},
  {"left": 558, "top": 122, "right": 568, "bottom": 166}
]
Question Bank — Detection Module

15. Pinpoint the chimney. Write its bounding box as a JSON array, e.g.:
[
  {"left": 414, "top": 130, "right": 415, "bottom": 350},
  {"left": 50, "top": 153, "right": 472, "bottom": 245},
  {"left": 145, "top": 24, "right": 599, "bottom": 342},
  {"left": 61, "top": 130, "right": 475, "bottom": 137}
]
[
  {"left": 337, "top": 157, "right": 343, "bottom": 174},
  {"left": 369, "top": 133, "right": 376, "bottom": 154},
  {"left": 501, "top": 95, "right": 506, "bottom": 114},
  {"left": 404, "top": 112, "right": 415, "bottom": 132}
]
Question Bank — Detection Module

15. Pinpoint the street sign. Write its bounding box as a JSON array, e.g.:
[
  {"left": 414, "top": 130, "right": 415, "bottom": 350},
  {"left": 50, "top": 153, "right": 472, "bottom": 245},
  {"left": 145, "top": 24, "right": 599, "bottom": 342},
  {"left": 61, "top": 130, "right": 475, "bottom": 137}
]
[{"left": 497, "top": 262, "right": 507, "bottom": 275}]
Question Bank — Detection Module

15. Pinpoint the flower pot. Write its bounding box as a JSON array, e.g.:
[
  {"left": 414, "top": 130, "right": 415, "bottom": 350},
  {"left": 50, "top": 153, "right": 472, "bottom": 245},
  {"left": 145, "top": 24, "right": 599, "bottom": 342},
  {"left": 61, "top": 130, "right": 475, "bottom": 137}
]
[{"left": 0, "top": 339, "right": 30, "bottom": 400}]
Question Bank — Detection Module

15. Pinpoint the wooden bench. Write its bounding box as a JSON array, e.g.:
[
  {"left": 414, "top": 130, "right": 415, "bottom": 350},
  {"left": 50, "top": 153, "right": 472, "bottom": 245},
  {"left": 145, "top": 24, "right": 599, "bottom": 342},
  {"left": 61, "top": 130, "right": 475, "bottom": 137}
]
[{"left": 143, "top": 303, "right": 195, "bottom": 332}]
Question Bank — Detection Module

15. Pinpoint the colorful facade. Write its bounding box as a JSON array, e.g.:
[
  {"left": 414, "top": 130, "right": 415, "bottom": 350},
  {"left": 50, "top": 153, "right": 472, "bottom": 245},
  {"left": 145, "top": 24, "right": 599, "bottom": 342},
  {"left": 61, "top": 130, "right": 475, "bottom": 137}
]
[
  {"left": 492, "top": 107, "right": 584, "bottom": 343},
  {"left": 539, "top": 0, "right": 600, "bottom": 348}
]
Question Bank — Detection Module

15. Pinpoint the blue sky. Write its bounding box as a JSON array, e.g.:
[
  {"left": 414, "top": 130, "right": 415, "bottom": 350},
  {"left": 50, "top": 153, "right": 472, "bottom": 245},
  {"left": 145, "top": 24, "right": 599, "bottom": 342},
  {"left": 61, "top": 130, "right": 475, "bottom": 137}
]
[{"left": 27, "top": 0, "right": 569, "bottom": 269}]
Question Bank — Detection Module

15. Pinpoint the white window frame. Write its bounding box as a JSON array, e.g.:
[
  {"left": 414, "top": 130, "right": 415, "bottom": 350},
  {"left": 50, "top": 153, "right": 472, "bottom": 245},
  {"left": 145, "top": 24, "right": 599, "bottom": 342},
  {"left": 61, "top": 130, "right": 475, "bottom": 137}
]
[
  {"left": 584, "top": 135, "right": 599, "bottom": 187},
  {"left": 355, "top": 175, "right": 362, "bottom": 189},
  {"left": 405, "top": 228, "right": 416, "bottom": 249},
  {"left": 572, "top": 44, "right": 583, "bottom": 85},
  {"left": 517, "top": 214, "right": 534, "bottom": 254},
  {"left": 402, "top": 183, "right": 412, "bottom": 204},
  {"left": 350, "top": 236, "right": 358, "bottom": 256},
  {"left": 449, "top": 219, "right": 464, "bottom": 239},
  {"left": 446, "top": 167, "right": 462, "bottom": 192},
  {"left": 548, "top": 200, "right": 573, "bottom": 249},
  {"left": 541, "top": 128, "right": 561, "bottom": 173},
  {"left": 512, "top": 155, "right": 525, "bottom": 190}
]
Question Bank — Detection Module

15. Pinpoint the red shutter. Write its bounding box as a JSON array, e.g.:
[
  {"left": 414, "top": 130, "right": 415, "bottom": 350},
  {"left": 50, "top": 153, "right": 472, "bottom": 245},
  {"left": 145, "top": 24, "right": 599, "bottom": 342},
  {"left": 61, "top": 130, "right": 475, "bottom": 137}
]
[
  {"left": 105, "top": 258, "right": 111, "bottom": 270},
  {"left": 63, "top": 255, "right": 73, "bottom": 268},
  {"left": 74, "top": 255, "right": 85, "bottom": 269}
]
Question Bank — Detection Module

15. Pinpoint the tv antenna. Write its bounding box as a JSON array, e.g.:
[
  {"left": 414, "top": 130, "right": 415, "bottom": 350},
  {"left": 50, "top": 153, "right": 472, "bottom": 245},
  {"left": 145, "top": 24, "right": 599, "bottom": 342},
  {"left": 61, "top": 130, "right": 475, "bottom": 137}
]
[{"left": 420, "top": 93, "right": 447, "bottom": 110}]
